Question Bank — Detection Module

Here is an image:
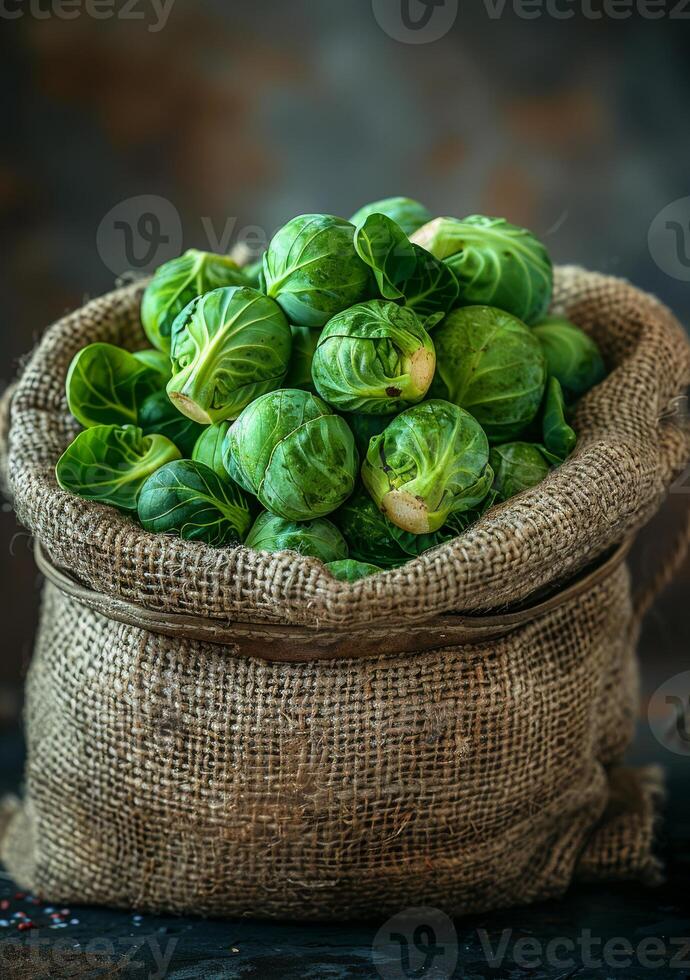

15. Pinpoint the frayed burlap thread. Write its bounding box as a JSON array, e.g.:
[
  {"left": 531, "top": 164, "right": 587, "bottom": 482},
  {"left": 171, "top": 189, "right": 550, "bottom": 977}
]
[{"left": 1, "top": 267, "right": 689, "bottom": 919}]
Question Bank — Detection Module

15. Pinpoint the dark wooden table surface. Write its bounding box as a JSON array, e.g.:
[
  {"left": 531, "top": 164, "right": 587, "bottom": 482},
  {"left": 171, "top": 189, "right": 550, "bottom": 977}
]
[{"left": 0, "top": 728, "right": 688, "bottom": 980}]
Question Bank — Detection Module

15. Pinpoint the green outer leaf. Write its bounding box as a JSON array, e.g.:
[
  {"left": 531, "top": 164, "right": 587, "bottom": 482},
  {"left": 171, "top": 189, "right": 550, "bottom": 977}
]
[
  {"left": 138, "top": 390, "right": 205, "bottom": 457},
  {"left": 311, "top": 300, "right": 435, "bottom": 414},
  {"left": 263, "top": 214, "right": 371, "bottom": 328},
  {"left": 167, "top": 285, "right": 292, "bottom": 424},
  {"left": 362, "top": 400, "right": 493, "bottom": 534},
  {"left": 132, "top": 349, "right": 172, "bottom": 384},
  {"left": 245, "top": 512, "right": 348, "bottom": 562},
  {"left": 285, "top": 325, "right": 320, "bottom": 392},
  {"left": 66, "top": 343, "right": 163, "bottom": 429},
  {"left": 489, "top": 442, "right": 552, "bottom": 502},
  {"left": 403, "top": 244, "right": 460, "bottom": 321},
  {"left": 325, "top": 559, "right": 381, "bottom": 582},
  {"left": 542, "top": 377, "right": 577, "bottom": 461},
  {"left": 354, "top": 213, "right": 459, "bottom": 319},
  {"left": 137, "top": 459, "right": 252, "bottom": 546},
  {"left": 332, "top": 486, "right": 408, "bottom": 568},
  {"left": 353, "top": 213, "right": 416, "bottom": 299},
  {"left": 141, "top": 249, "right": 250, "bottom": 352},
  {"left": 429, "top": 306, "right": 547, "bottom": 442},
  {"left": 349, "top": 197, "right": 432, "bottom": 236},
  {"left": 224, "top": 389, "right": 358, "bottom": 521},
  {"left": 533, "top": 316, "right": 606, "bottom": 400},
  {"left": 56, "top": 425, "right": 181, "bottom": 512},
  {"left": 192, "top": 422, "right": 231, "bottom": 479},
  {"left": 411, "top": 214, "right": 553, "bottom": 325}
]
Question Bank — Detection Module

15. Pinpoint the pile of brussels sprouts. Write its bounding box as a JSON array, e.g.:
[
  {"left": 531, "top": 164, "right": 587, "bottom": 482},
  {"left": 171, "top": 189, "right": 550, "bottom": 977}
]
[{"left": 56, "top": 198, "right": 605, "bottom": 583}]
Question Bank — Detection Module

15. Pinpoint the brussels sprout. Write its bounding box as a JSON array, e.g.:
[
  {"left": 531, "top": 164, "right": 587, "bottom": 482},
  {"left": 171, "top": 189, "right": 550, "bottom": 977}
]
[
  {"left": 138, "top": 390, "right": 205, "bottom": 457},
  {"left": 285, "top": 325, "right": 320, "bottom": 392},
  {"left": 263, "top": 214, "right": 371, "bottom": 328},
  {"left": 224, "top": 389, "right": 358, "bottom": 521},
  {"left": 354, "top": 213, "right": 459, "bottom": 323},
  {"left": 333, "top": 486, "right": 409, "bottom": 568},
  {"left": 66, "top": 343, "right": 163, "bottom": 429},
  {"left": 137, "top": 459, "right": 252, "bottom": 546},
  {"left": 362, "top": 400, "right": 493, "bottom": 534},
  {"left": 326, "top": 559, "right": 381, "bottom": 582},
  {"left": 349, "top": 196, "right": 433, "bottom": 236},
  {"left": 542, "top": 377, "right": 577, "bottom": 461},
  {"left": 533, "top": 316, "right": 605, "bottom": 401},
  {"left": 411, "top": 215, "right": 553, "bottom": 325},
  {"left": 489, "top": 442, "right": 552, "bottom": 502},
  {"left": 192, "top": 422, "right": 230, "bottom": 479},
  {"left": 429, "top": 306, "right": 547, "bottom": 441},
  {"left": 141, "top": 249, "right": 250, "bottom": 352},
  {"left": 56, "top": 425, "right": 181, "bottom": 512},
  {"left": 311, "top": 301, "right": 435, "bottom": 414},
  {"left": 245, "top": 511, "right": 348, "bottom": 562},
  {"left": 345, "top": 413, "right": 391, "bottom": 456},
  {"left": 133, "top": 349, "right": 172, "bottom": 384},
  {"left": 167, "top": 286, "right": 292, "bottom": 424}
]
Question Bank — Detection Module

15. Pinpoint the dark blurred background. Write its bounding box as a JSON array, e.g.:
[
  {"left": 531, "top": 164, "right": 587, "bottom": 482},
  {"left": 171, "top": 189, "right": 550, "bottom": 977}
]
[{"left": 0, "top": 1, "right": 688, "bottom": 741}]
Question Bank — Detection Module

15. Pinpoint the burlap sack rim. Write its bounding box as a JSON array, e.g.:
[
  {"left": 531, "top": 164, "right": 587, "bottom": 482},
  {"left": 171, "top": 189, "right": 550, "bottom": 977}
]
[{"left": 7, "top": 266, "right": 690, "bottom": 628}]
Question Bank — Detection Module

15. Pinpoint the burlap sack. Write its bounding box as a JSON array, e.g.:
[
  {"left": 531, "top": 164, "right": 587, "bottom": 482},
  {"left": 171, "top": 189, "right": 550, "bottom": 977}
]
[{"left": 1, "top": 267, "right": 689, "bottom": 920}]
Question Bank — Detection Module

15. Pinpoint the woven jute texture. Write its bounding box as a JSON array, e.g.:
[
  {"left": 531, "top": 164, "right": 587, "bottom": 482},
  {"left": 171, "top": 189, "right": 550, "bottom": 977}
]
[{"left": 1, "top": 266, "right": 689, "bottom": 919}]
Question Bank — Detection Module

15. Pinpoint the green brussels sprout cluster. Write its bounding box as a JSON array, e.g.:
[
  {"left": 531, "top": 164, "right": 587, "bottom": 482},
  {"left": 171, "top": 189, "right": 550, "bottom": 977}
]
[{"left": 58, "top": 204, "right": 606, "bottom": 579}]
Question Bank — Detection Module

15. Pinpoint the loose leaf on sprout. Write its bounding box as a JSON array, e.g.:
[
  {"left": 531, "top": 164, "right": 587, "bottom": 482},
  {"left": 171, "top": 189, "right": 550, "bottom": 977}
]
[
  {"left": 56, "top": 425, "right": 181, "bottom": 512},
  {"left": 354, "top": 213, "right": 459, "bottom": 321},
  {"left": 137, "top": 459, "right": 252, "bottom": 546},
  {"left": 66, "top": 343, "right": 163, "bottom": 429},
  {"left": 403, "top": 244, "right": 460, "bottom": 323},
  {"left": 541, "top": 377, "right": 577, "bottom": 461},
  {"left": 353, "top": 213, "right": 416, "bottom": 300}
]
